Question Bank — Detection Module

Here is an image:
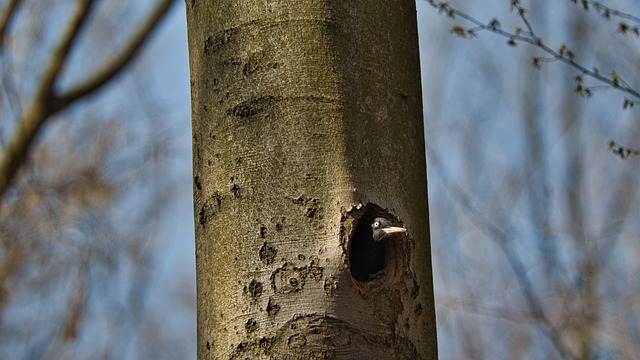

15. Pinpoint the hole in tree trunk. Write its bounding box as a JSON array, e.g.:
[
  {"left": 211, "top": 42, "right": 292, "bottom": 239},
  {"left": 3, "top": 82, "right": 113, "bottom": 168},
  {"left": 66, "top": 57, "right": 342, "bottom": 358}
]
[
  {"left": 349, "top": 212, "right": 385, "bottom": 281},
  {"left": 345, "top": 204, "right": 406, "bottom": 283}
]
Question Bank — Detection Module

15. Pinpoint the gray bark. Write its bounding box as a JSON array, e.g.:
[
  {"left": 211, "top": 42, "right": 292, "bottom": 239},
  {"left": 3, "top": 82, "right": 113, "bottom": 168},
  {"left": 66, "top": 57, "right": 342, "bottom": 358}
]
[{"left": 186, "top": 0, "right": 436, "bottom": 358}]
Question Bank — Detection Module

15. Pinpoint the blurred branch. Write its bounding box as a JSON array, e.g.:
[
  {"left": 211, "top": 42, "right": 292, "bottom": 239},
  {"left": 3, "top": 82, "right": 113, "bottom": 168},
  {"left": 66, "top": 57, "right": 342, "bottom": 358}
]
[
  {"left": 0, "top": 245, "right": 27, "bottom": 311},
  {"left": 0, "top": 0, "right": 22, "bottom": 49},
  {"left": 429, "top": 149, "right": 579, "bottom": 360},
  {"left": 0, "top": 0, "right": 97, "bottom": 200},
  {"left": 427, "top": 0, "right": 640, "bottom": 103},
  {"left": 0, "top": 0, "right": 177, "bottom": 200},
  {"left": 46, "top": 0, "right": 98, "bottom": 93},
  {"left": 63, "top": 276, "right": 87, "bottom": 340},
  {"left": 55, "top": 0, "right": 175, "bottom": 110}
]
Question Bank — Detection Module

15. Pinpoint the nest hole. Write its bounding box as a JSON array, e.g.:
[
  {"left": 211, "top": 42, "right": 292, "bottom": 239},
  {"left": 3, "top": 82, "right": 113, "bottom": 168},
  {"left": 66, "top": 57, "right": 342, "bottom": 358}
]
[{"left": 345, "top": 204, "right": 406, "bottom": 284}]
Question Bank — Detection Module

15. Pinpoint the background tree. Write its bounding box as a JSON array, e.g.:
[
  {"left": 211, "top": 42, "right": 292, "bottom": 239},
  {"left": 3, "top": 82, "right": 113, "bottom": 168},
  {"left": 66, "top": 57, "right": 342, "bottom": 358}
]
[
  {"left": 422, "top": 0, "right": 640, "bottom": 358},
  {"left": 186, "top": 0, "right": 436, "bottom": 358},
  {"left": 0, "top": 1, "right": 195, "bottom": 359}
]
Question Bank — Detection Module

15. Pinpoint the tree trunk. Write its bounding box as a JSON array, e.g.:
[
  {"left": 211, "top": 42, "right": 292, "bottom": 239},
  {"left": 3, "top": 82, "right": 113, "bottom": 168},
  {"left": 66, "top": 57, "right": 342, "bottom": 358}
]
[{"left": 186, "top": 1, "right": 436, "bottom": 358}]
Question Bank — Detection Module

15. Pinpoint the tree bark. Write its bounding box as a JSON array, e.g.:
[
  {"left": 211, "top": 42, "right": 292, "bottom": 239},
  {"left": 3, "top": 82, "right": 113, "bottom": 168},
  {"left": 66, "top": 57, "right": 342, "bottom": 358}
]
[{"left": 186, "top": 0, "right": 436, "bottom": 358}]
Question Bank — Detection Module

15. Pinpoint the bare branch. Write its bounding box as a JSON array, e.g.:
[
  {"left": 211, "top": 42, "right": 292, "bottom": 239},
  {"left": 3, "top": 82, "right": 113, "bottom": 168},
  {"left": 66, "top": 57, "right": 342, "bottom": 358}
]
[
  {"left": 43, "top": 0, "right": 98, "bottom": 97},
  {"left": 428, "top": 148, "right": 580, "bottom": 360},
  {"left": 0, "top": 0, "right": 23, "bottom": 49},
  {"left": 54, "top": 0, "right": 176, "bottom": 112},
  {"left": 579, "top": 0, "right": 640, "bottom": 25},
  {"left": 0, "top": 0, "right": 177, "bottom": 200},
  {"left": 427, "top": 0, "right": 640, "bottom": 101},
  {"left": 0, "top": 0, "right": 97, "bottom": 199}
]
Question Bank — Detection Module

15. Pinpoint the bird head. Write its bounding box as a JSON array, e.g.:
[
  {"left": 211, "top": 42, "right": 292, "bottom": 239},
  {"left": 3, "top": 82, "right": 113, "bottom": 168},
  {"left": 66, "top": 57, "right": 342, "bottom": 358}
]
[{"left": 371, "top": 217, "right": 406, "bottom": 242}]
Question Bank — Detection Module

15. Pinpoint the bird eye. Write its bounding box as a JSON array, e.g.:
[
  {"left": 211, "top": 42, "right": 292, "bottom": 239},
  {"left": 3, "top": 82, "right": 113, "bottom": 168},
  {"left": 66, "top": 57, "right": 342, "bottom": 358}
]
[{"left": 373, "top": 221, "right": 380, "bottom": 228}]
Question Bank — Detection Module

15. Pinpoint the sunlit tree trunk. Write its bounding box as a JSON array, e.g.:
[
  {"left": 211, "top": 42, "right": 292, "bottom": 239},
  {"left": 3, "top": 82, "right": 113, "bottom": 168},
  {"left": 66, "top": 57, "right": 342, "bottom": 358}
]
[{"left": 186, "top": 1, "right": 436, "bottom": 358}]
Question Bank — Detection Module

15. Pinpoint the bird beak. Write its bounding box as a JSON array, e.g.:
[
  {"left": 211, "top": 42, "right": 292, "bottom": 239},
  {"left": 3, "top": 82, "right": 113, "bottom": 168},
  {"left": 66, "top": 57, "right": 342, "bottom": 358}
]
[{"left": 380, "top": 226, "right": 407, "bottom": 237}]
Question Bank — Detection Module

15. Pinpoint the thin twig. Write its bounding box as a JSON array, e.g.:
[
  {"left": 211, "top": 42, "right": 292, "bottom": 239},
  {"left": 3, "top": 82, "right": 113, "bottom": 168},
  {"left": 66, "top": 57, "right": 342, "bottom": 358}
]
[
  {"left": 429, "top": 0, "right": 640, "bottom": 101},
  {"left": 583, "top": 0, "right": 640, "bottom": 25}
]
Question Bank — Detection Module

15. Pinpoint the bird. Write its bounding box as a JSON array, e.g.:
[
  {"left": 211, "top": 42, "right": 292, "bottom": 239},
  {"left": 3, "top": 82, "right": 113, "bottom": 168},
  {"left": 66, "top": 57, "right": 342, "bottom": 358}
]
[
  {"left": 371, "top": 217, "right": 407, "bottom": 242},
  {"left": 349, "top": 216, "right": 407, "bottom": 281}
]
